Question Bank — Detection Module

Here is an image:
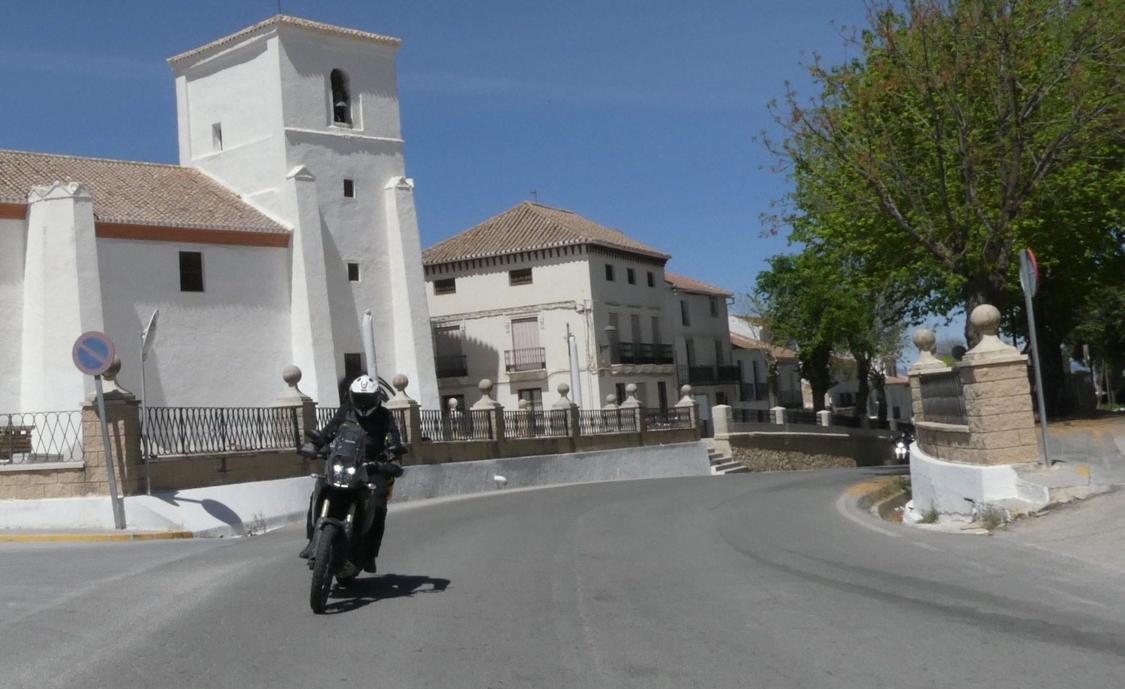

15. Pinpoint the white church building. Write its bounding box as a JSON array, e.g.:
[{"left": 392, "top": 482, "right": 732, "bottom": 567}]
[{"left": 0, "top": 15, "right": 439, "bottom": 412}]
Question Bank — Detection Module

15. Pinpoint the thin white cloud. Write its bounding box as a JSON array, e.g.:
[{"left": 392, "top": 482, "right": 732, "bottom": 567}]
[{"left": 0, "top": 49, "right": 167, "bottom": 81}]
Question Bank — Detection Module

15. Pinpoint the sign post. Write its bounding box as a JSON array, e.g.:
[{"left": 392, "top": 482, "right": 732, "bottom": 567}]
[
  {"left": 72, "top": 331, "right": 127, "bottom": 529},
  {"left": 139, "top": 310, "right": 159, "bottom": 495},
  {"left": 1019, "top": 249, "right": 1051, "bottom": 469}
]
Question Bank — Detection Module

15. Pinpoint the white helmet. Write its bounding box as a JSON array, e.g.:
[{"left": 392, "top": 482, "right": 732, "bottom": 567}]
[{"left": 349, "top": 375, "right": 383, "bottom": 416}]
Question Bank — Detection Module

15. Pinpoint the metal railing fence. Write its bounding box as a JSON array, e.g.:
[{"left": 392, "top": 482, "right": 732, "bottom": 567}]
[
  {"left": 576, "top": 409, "right": 639, "bottom": 435},
  {"left": 504, "top": 409, "right": 570, "bottom": 438},
  {"left": 418, "top": 409, "right": 493, "bottom": 441},
  {"left": 504, "top": 347, "right": 546, "bottom": 372},
  {"left": 641, "top": 407, "right": 692, "bottom": 431},
  {"left": 144, "top": 406, "right": 300, "bottom": 458},
  {"left": 0, "top": 411, "right": 84, "bottom": 464}
]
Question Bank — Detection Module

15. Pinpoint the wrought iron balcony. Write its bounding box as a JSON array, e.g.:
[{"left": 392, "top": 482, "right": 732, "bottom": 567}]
[
  {"left": 435, "top": 354, "right": 467, "bottom": 378},
  {"left": 679, "top": 365, "right": 741, "bottom": 386},
  {"left": 614, "top": 342, "right": 674, "bottom": 365},
  {"left": 739, "top": 382, "right": 770, "bottom": 402},
  {"left": 505, "top": 347, "right": 546, "bottom": 372}
]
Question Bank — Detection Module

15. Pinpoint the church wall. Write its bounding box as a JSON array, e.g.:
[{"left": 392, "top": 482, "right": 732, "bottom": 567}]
[
  {"left": 0, "top": 218, "right": 26, "bottom": 411},
  {"left": 95, "top": 238, "right": 294, "bottom": 407}
]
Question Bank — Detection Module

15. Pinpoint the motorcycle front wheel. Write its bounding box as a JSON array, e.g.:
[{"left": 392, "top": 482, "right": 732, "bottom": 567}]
[{"left": 309, "top": 524, "right": 339, "bottom": 614}]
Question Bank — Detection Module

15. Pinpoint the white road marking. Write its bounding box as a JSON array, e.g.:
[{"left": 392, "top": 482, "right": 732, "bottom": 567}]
[{"left": 834, "top": 492, "right": 901, "bottom": 538}]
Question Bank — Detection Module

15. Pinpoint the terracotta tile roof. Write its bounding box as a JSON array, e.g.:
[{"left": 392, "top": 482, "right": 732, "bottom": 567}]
[
  {"left": 730, "top": 332, "right": 798, "bottom": 361},
  {"left": 665, "top": 272, "right": 732, "bottom": 297},
  {"left": 168, "top": 15, "right": 401, "bottom": 66},
  {"left": 0, "top": 149, "right": 287, "bottom": 234},
  {"left": 423, "top": 202, "right": 670, "bottom": 265}
]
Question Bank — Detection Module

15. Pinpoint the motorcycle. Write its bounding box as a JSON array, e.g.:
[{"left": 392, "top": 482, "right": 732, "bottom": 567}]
[
  {"left": 892, "top": 430, "right": 914, "bottom": 463},
  {"left": 299, "top": 428, "right": 406, "bottom": 614}
]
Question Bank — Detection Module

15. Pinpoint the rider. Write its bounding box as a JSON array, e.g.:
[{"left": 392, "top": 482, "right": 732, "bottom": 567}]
[{"left": 298, "top": 374, "right": 404, "bottom": 575}]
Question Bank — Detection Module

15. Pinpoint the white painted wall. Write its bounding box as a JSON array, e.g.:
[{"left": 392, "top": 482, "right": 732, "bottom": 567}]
[
  {"left": 172, "top": 20, "right": 438, "bottom": 407},
  {"left": 0, "top": 218, "right": 25, "bottom": 411},
  {"left": 19, "top": 185, "right": 104, "bottom": 413},
  {"left": 428, "top": 254, "right": 596, "bottom": 409},
  {"left": 96, "top": 238, "right": 293, "bottom": 407}
]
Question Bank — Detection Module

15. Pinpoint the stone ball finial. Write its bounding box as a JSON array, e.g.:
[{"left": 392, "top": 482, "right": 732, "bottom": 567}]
[
  {"left": 912, "top": 328, "right": 936, "bottom": 353},
  {"left": 478, "top": 378, "right": 494, "bottom": 394},
  {"left": 518, "top": 398, "right": 530, "bottom": 410},
  {"left": 104, "top": 357, "right": 122, "bottom": 381},
  {"left": 447, "top": 397, "right": 459, "bottom": 411},
  {"left": 282, "top": 364, "right": 302, "bottom": 388},
  {"left": 969, "top": 304, "right": 1001, "bottom": 337},
  {"left": 680, "top": 385, "right": 693, "bottom": 397},
  {"left": 605, "top": 394, "right": 617, "bottom": 405},
  {"left": 392, "top": 373, "right": 409, "bottom": 392},
  {"left": 557, "top": 382, "right": 570, "bottom": 396},
  {"left": 625, "top": 383, "right": 637, "bottom": 394}
]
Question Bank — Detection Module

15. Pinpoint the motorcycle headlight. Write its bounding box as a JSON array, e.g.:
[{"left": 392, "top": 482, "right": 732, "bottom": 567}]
[{"left": 330, "top": 463, "right": 350, "bottom": 486}]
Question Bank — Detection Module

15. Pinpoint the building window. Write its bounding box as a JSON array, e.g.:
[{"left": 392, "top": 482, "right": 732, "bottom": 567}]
[
  {"left": 434, "top": 278, "right": 456, "bottom": 295},
  {"left": 709, "top": 296, "right": 719, "bottom": 317},
  {"left": 680, "top": 299, "right": 690, "bottom": 326},
  {"left": 509, "top": 268, "right": 533, "bottom": 286},
  {"left": 330, "top": 69, "right": 351, "bottom": 125},
  {"left": 517, "top": 388, "right": 543, "bottom": 410},
  {"left": 347, "top": 262, "right": 360, "bottom": 282},
  {"left": 657, "top": 381, "right": 668, "bottom": 410},
  {"left": 627, "top": 267, "right": 636, "bottom": 285},
  {"left": 179, "top": 251, "right": 204, "bottom": 292},
  {"left": 211, "top": 123, "right": 223, "bottom": 152},
  {"left": 343, "top": 179, "right": 355, "bottom": 198},
  {"left": 716, "top": 391, "right": 729, "bottom": 406},
  {"left": 605, "top": 264, "right": 615, "bottom": 281},
  {"left": 344, "top": 353, "right": 363, "bottom": 382},
  {"left": 647, "top": 271, "right": 655, "bottom": 287},
  {"left": 615, "top": 383, "right": 627, "bottom": 404}
]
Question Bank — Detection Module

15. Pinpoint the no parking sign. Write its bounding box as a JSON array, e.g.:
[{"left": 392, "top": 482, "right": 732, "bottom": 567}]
[{"left": 72, "top": 331, "right": 126, "bottom": 529}]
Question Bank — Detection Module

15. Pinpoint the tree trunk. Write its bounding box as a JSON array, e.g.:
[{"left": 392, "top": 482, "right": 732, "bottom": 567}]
[
  {"left": 801, "top": 346, "right": 834, "bottom": 413},
  {"left": 963, "top": 279, "right": 998, "bottom": 348},
  {"left": 854, "top": 355, "right": 872, "bottom": 427},
  {"left": 871, "top": 369, "right": 887, "bottom": 422}
]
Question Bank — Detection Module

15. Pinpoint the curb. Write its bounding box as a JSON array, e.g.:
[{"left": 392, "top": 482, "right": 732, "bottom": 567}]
[{"left": 0, "top": 531, "right": 194, "bottom": 543}]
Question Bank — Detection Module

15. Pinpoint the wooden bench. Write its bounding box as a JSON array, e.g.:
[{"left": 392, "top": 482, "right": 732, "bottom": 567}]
[{"left": 0, "top": 425, "right": 33, "bottom": 460}]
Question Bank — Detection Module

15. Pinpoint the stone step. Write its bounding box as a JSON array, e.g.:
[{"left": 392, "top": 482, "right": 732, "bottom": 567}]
[{"left": 711, "top": 460, "right": 744, "bottom": 473}]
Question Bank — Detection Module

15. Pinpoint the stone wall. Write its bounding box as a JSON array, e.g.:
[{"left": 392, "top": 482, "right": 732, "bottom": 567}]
[{"left": 727, "top": 432, "right": 894, "bottom": 472}]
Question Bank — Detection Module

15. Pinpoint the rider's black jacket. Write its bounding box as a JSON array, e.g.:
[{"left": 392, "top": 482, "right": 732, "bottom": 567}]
[{"left": 315, "top": 404, "right": 402, "bottom": 461}]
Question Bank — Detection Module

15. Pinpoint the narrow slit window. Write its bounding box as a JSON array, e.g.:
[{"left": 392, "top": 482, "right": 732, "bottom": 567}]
[
  {"left": 347, "top": 262, "right": 360, "bottom": 282},
  {"left": 343, "top": 179, "right": 355, "bottom": 198},
  {"left": 647, "top": 271, "right": 655, "bottom": 287},
  {"left": 179, "top": 251, "right": 204, "bottom": 292},
  {"left": 627, "top": 268, "right": 636, "bottom": 285},
  {"left": 605, "top": 264, "right": 615, "bottom": 281}
]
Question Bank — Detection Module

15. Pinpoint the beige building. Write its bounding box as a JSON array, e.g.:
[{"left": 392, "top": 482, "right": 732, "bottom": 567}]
[{"left": 422, "top": 202, "right": 734, "bottom": 412}]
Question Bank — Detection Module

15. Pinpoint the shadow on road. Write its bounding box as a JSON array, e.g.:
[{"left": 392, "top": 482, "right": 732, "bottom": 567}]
[{"left": 325, "top": 574, "right": 451, "bottom": 614}]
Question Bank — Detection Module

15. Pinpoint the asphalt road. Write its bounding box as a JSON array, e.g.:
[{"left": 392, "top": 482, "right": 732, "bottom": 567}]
[{"left": 2, "top": 468, "right": 1124, "bottom": 688}]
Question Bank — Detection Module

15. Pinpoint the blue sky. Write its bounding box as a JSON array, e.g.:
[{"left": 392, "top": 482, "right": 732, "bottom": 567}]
[{"left": 0, "top": 0, "right": 875, "bottom": 305}]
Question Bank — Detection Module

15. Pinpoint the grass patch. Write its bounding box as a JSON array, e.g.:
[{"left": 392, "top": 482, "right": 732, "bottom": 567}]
[
  {"left": 919, "top": 505, "right": 939, "bottom": 524},
  {"left": 979, "top": 505, "right": 1005, "bottom": 531},
  {"left": 856, "top": 475, "right": 910, "bottom": 510}
]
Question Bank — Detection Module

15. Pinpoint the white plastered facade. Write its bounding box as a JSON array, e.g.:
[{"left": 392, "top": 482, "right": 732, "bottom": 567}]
[{"left": 2, "top": 18, "right": 439, "bottom": 412}]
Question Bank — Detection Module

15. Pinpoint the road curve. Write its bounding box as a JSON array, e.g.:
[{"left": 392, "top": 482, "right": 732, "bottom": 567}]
[{"left": 3, "top": 468, "right": 1124, "bottom": 688}]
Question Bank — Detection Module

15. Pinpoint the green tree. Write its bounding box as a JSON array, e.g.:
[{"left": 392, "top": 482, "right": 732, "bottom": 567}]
[
  {"left": 754, "top": 247, "right": 905, "bottom": 417},
  {"left": 765, "top": 0, "right": 1125, "bottom": 415}
]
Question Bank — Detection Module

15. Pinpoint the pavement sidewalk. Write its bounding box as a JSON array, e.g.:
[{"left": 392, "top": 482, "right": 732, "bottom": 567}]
[{"left": 0, "top": 529, "right": 194, "bottom": 543}]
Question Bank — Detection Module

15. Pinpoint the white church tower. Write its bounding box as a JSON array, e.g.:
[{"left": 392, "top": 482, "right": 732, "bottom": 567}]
[{"left": 168, "top": 16, "right": 439, "bottom": 407}]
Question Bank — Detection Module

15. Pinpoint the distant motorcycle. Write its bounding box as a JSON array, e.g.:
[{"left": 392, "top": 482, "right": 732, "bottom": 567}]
[
  {"left": 892, "top": 430, "right": 914, "bottom": 463},
  {"left": 298, "top": 427, "right": 406, "bottom": 614}
]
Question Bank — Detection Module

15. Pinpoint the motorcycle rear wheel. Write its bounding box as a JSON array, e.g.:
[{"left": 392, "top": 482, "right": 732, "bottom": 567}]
[{"left": 309, "top": 524, "right": 339, "bottom": 614}]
